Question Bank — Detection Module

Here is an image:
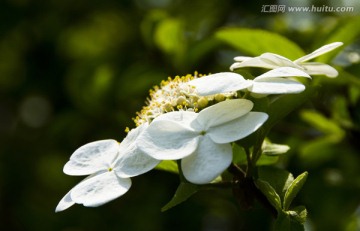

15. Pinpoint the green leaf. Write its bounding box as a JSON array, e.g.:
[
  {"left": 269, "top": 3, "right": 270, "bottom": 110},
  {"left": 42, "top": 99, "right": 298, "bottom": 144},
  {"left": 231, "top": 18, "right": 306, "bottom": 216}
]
[
  {"left": 255, "top": 179, "right": 282, "bottom": 211},
  {"left": 262, "top": 139, "right": 290, "bottom": 156},
  {"left": 283, "top": 172, "right": 308, "bottom": 210},
  {"left": 232, "top": 143, "right": 247, "bottom": 165},
  {"left": 161, "top": 183, "right": 199, "bottom": 212},
  {"left": 256, "top": 155, "right": 279, "bottom": 166},
  {"left": 289, "top": 206, "right": 307, "bottom": 224},
  {"left": 300, "top": 110, "right": 345, "bottom": 138},
  {"left": 317, "top": 16, "right": 360, "bottom": 63},
  {"left": 246, "top": 87, "right": 316, "bottom": 165},
  {"left": 300, "top": 135, "right": 340, "bottom": 166},
  {"left": 264, "top": 87, "right": 317, "bottom": 131},
  {"left": 155, "top": 160, "right": 179, "bottom": 174},
  {"left": 140, "top": 10, "right": 168, "bottom": 48},
  {"left": 154, "top": 18, "right": 184, "bottom": 55},
  {"left": 258, "top": 166, "right": 294, "bottom": 200},
  {"left": 274, "top": 211, "right": 305, "bottom": 231},
  {"left": 215, "top": 28, "right": 304, "bottom": 59},
  {"left": 232, "top": 142, "right": 280, "bottom": 166}
]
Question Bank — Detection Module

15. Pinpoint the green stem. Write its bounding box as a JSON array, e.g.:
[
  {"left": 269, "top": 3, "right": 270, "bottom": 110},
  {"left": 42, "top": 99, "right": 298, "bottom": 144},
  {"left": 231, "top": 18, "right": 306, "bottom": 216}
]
[{"left": 250, "top": 128, "right": 267, "bottom": 167}]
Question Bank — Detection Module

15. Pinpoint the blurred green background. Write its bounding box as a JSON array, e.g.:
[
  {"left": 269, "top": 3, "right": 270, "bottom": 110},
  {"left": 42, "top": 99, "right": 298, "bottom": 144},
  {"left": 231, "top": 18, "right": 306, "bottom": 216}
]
[{"left": 1, "top": 0, "right": 360, "bottom": 230}]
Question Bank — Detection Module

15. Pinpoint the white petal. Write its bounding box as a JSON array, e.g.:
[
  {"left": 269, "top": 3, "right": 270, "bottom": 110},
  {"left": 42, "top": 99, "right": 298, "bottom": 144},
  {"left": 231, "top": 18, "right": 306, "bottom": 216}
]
[
  {"left": 260, "top": 53, "right": 301, "bottom": 68},
  {"left": 181, "top": 136, "right": 232, "bottom": 184},
  {"left": 151, "top": 110, "right": 198, "bottom": 129},
  {"left": 55, "top": 175, "right": 95, "bottom": 212},
  {"left": 231, "top": 53, "right": 299, "bottom": 70},
  {"left": 294, "top": 42, "right": 343, "bottom": 63},
  {"left": 115, "top": 123, "right": 160, "bottom": 177},
  {"left": 230, "top": 56, "right": 277, "bottom": 70},
  {"left": 189, "top": 72, "right": 251, "bottom": 96},
  {"left": 118, "top": 123, "right": 148, "bottom": 151},
  {"left": 63, "top": 140, "right": 119, "bottom": 176},
  {"left": 137, "top": 117, "right": 200, "bottom": 160},
  {"left": 233, "top": 56, "right": 253, "bottom": 62},
  {"left": 196, "top": 99, "right": 253, "bottom": 129},
  {"left": 115, "top": 150, "right": 160, "bottom": 178},
  {"left": 301, "top": 62, "right": 339, "bottom": 78},
  {"left": 71, "top": 171, "right": 131, "bottom": 207},
  {"left": 251, "top": 78, "right": 306, "bottom": 94},
  {"left": 255, "top": 67, "right": 311, "bottom": 80},
  {"left": 207, "top": 112, "right": 268, "bottom": 143},
  {"left": 55, "top": 190, "right": 75, "bottom": 212}
]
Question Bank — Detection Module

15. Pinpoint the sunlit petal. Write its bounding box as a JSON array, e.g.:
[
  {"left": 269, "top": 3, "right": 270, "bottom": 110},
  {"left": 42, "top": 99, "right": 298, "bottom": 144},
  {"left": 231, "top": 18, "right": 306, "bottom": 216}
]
[
  {"left": 55, "top": 190, "right": 75, "bottom": 212},
  {"left": 208, "top": 112, "right": 268, "bottom": 143},
  {"left": 114, "top": 123, "right": 160, "bottom": 177},
  {"left": 196, "top": 99, "right": 253, "bottom": 128},
  {"left": 189, "top": 72, "right": 251, "bottom": 96},
  {"left": 71, "top": 171, "right": 131, "bottom": 207},
  {"left": 294, "top": 42, "right": 343, "bottom": 63},
  {"left": 230, "top": 56, "right": 278, "bottom": 70},
  {"left": 119, "top": 123, "right": 148, "bottom": 152},
  {"left": 233, "top": 56, "right": 253, "bottom": 62},
  {"left": 151, "top": 110, "right": 198, "bottom": 129},
  {"left": 137, "top": 118, "right": 200, "bottom": 160},
  {"left": 260, "top": 53, "right": 301, "bottom": 68},
  {"left": 301, "top": 62, "right": 339, "bottom": 78},
  {"left": 255, "top": 67, "right": 311, "bottom": 80},
  {"left": 251, "top": 78, "right": 306, "bottom": 94},
  {"left": 63, "top": 140, "right": 119, "bottom": 176},
  {"left": 231, "top": 53, "right": 300, "bottom": 70},
  {"left": 115, "top": 147, "right": 160, "bottom": 178},
  {"left": 181, "top": 136, "right": 232, "bottom": 184}
]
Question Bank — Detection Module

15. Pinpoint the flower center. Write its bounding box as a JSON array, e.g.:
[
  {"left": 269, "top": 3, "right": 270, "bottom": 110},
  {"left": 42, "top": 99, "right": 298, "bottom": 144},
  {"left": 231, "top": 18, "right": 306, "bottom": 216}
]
[
  {"left": 108, "top": 167, "right": 113, "bottom": 172},
  {"left": 133, "top": 72, "right": 238, "bottom": 126}
]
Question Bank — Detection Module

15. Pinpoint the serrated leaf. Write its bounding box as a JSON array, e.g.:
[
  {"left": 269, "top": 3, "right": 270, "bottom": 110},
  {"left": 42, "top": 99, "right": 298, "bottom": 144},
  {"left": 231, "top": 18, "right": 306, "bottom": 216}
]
[
  {"left": 288, "top": 206, "right": 307, "bottom": 224},
  {"left": 283, "top": 172, "right": 308, "bottom": 210},
  {"left": 161, "top": 183, "right": 199, "bottom": 212},
  {"left": 274, "top": 211, "right": 305, "bottom": 231},
  {"left": 215, "top": 28, "right": 304, "bottom": 59},
  {"left": 155, "top": 160, "right": 179, "bottom": 174},
  {"left": 258, "top": 166, "right": 294, "bottom": 200},
  {"left": 255, "top": 179, "right": 282, "bottom": 211},
  {"left": 262, "top": 139, "right": 290, "bottom": 156}
]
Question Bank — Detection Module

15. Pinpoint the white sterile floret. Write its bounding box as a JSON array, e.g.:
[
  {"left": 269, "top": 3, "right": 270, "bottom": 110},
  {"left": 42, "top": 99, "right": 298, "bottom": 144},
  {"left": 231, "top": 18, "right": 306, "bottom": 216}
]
[
  {"left": 55, "top": 123, "right": 160, "bottom": 212},
  {"left": 188, "top": 67, "right": 310, "bottom": 96},
  {"left": 137, "top": 99, "right": 268, "bottom": 184},
  {"left": 230, "top": 42, "right": 343, "bottom": 78}
]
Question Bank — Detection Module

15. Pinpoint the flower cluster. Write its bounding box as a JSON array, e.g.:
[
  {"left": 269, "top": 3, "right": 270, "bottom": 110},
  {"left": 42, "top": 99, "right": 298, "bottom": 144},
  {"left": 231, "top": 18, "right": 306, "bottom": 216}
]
[
  {"left": 56, "top": 42, "right": 342, "bottom": 212},
  {"left": 133, "top": 73, "right": 237, "bottom": 126}
]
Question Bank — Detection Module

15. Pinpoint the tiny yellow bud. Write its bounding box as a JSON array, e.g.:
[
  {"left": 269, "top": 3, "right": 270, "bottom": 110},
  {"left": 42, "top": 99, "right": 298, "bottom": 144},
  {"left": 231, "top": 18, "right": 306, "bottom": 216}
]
[
  {"left": 197, "top": 97, "right": 208, "bottom": 108},
  {"left": 214, "top": 94, "right": 225, "bottom": 102},
  {"left": 176, "top": 96, "right": 187, "bottom": 105}
]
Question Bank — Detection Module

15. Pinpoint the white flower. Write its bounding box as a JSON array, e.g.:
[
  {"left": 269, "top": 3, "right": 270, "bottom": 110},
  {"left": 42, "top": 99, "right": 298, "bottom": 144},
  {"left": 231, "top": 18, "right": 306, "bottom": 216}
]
[
  {"left": 55, "top": 124, "right": 160, "bottom": 212},
  {"left": 230, "top": 42, "right": 343, "bottom": 78},
  {"left": 188, "top": 67, "right": 310, "bottom": 96},
  {"left": 137, "top": 99, "right": 268, "bottom": 184}
]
